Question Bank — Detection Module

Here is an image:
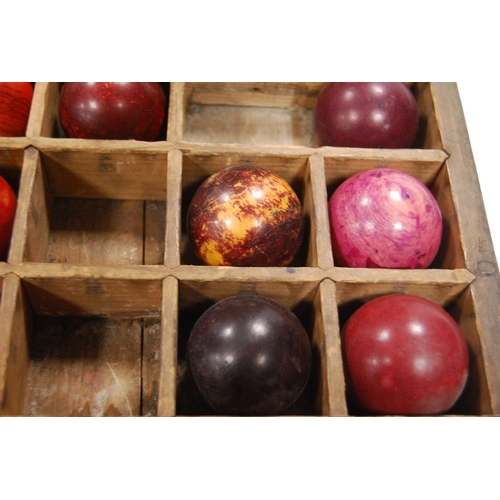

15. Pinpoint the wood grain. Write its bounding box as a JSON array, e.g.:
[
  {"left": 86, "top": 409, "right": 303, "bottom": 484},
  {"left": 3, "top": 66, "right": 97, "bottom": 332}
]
[
  {"left": 25, "top": 82, "right": 60, "bottom": 138},
  {"left": 35, "top": 140, "right": 170, "bottom": 201},
  {"left": 45, "top": 198, "right": 145, "bottom": 265},
  {"left": 23, "top": 316, "right": 142, "bottom": 416},
  {"left": 0, "top": 274, "right": 32, "bottom": 415},
  {"left": 432, "top": 82, "right": 500, "bottom": 414},
  {"left": 0, "top": 82, "right": 498, "bottom": 417},
  {"left": 8, "top": 147, "right": 52, "bottom": 264},
  {"left": 312, "top": 279, "right": 347, "bottom": 416}
]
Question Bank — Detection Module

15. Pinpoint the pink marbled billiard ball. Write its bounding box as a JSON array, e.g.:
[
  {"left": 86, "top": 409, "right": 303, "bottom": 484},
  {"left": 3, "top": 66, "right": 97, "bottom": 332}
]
[{"left": 329, "top": 168, "right": 442, "bottom": 269}]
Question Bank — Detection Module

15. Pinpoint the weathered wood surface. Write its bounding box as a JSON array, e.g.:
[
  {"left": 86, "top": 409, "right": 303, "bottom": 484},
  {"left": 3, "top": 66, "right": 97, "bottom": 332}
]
[
  {"left": 0, "top": 82, "right": 498, "bottom": 416},
  {"left": 0, "top": 274, "right": 31, "bottom": 416},
  {"left": 432, "top": 82, "right": 500, "bottom": 414},
  {"left": 23, "top": 315, "right": 142, "bottom": 417},
  {"left": 8, "top": 147, "right": 52, "bottom": 264}
]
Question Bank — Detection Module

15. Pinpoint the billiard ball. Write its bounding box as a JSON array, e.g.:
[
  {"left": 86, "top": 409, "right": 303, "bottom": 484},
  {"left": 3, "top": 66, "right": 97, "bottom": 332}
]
[
  {"left": 329, "top": 168, "right": 442, "bottom": 268},
  {"left": 59, "top": 82, "right": 166, "bottom": 141},
  {"left": 342, "top": 294, "right": 469, "bottom": 415},
  {"left": 187, "top": 294, "right": 312, "bottom": 415},
  {"left": 314, "top": 82, "right": 419, "bottom": 148},
  {"left": 187, "top": 165, "right": 304, "bottom": 266}
]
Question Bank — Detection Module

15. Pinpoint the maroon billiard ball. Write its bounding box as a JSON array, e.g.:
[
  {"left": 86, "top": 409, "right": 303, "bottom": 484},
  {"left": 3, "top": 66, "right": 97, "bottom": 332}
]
[
  {"left": 314, "top": 82, "right": 419, "bottom": 148},
  {"left": 342, "top": 294, "right": 469, "bottom": 415},
  {"left": 59, "top": 82, "right": 166, "bottom": 141}
]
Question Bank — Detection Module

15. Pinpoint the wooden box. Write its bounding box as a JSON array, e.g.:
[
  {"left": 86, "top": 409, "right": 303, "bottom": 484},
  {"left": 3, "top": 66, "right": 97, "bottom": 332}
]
[{"left": 0, "top": 82, "right": 498, "bottom": 416}]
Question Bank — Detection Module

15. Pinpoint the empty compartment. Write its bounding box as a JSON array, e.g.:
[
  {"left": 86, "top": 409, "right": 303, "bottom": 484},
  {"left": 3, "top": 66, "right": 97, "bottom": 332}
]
[
  {"left": 173, "top": 276, "right": 347, "bottom": 416},
  {"left": 176, "top": 82, "right": 442, "bottom": 149},
  {"left": 179, "top": 150, "right": 322, "bottom": 267},
  {"left": 335, "top": 279, "right": 492, "bottom": 416},
  {"left": 0, "top": 273, "right": 164, "bottom": 416},
  {"left": 11, "top": 147, "right": 169, "bottom": 265}
]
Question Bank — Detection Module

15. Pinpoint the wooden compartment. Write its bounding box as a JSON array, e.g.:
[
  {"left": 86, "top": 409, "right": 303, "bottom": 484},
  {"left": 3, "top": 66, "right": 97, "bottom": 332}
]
[
  {"left": 334, "top": 277, "right": 488, "bottom": 415},
  {"left": 27, "top": 82, "right": 171, "bottom": 141},
  {"left": 177, "top": 149, "right": 322, "bottom": 267},
  {"left": 0, "top": 272, "right": 164, "bottom": 416},
  {"left": 323, "top": 152, "right": 465, "bottom": 270},
  {"left": 0, "top": 82, "right": 498, "bottom": 417},
  {"left": 171, "top": 274, "right": 346, "bottom": 416},
  {"left": 8, "top": 146, "right": 171, "bottom": 266},
  {"left": 171, "top": 82, "right": 442, "bottom": 149}
]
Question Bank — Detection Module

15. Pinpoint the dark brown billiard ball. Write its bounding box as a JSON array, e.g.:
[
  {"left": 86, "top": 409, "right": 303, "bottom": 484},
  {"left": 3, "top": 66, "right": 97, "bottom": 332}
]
[{"left": 187, "top": 294, "right": 312, "bottom": 415}]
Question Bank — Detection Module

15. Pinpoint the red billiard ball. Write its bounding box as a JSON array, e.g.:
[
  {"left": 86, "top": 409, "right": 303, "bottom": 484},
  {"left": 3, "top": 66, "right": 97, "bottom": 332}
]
[
  {"left": 59, "top": 82, "right": 166, "bottom": 141},
  {"left": 342, "top": 294, "right": 469, "bottom": 415},
  {"left": 0, "top": 82, "right": 34, "bottom": 137}
]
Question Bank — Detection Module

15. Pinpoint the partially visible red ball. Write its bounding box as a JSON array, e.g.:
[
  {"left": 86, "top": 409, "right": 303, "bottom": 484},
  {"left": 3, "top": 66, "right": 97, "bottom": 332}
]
[
  {"left": 314, "top": 82, "right": 419, "bottom": 148},
  {"left": 0, "top": 176, "right": 17, "bottom": 260},
  {"left": 59, "top": 82, "right": 166, "bottom": 141},
  {"left": 0, "top": 82, "right": 34, "bottom": 137},
  {"left": 342, "top": 294, "right": 469, "bottom": 415}
]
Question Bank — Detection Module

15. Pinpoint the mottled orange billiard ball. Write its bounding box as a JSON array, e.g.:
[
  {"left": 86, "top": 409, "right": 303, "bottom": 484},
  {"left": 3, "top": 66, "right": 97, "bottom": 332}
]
[{"left": 187, "top": 166, "right": 304, "bottom": 266}]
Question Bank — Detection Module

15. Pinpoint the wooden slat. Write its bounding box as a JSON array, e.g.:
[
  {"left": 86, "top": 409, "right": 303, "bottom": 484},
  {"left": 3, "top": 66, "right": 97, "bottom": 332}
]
[
  {"left": 141, "top": 194, "right": 168, "bottom": 415},
  {"left": 432, "top": 82, "right": 500, "bottom": 413},
  {"left": 25, "top": 82, "right": 60, "bottom": 138},
  {"left": 174, "top": 265, "right": 325, "bottom": 290},
  {"left": 332, "top": 267, "right": 474, "bottom": 308},
  {"left": 166, "top": 83, "right": 186, "bottom": 143},
  {"left": 20, "top": 275, "right": 163, "bottom": 317},
  {"left": 12, "top": 262, "right": 168, "bottom": 280},
  {"left": 157, "top": 276, "right": 178, "bottom": 416},
  {"left": 323, "top": 148, "right": 447, "bottom": 193},
  {"left": 413, "top": 82, "right": 444, "bottom": 150},
  {"left": 8, "top": 147, "right": 52, "bottom": 264},
  {"left": 431, "top": 162, "right": 466, "bottom": 269},
  {"left": 165, "top": 149, "right": 182, "bottom": 267},
  {"left": 35, "top": 140, "right": 170, "bottom": 201},
  {"left": 177, "top": 274, "right": 320, "bottom": 314},
  {"left": 313, "top": 279, "right": 348, "bottom": 416},
  {"left": 0, "top": 274, "right": 32, "bottom": 416},
  {"left": 306, "top": 153, "right": 333, "bottom": 269},
  {"left": 185, "top": 82, "right": 325, "bottom": 109},
  {"left": 142, "top": 317, "right": 161, "bottom": 416},
  {"left": 447, "top": 286, "right": 493, "bottom": 415}
]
